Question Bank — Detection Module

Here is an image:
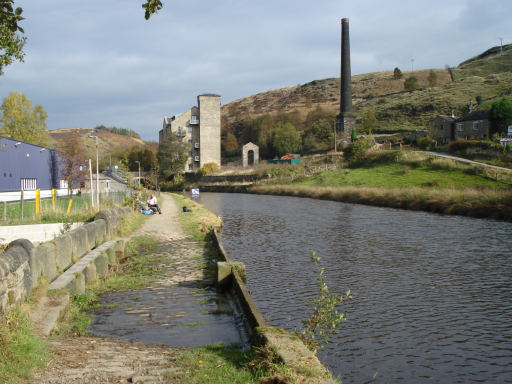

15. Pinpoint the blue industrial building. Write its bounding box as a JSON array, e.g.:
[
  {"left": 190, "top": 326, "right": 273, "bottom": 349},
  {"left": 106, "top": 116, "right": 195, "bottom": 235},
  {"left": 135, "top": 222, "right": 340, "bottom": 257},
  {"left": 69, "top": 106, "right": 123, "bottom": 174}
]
[{"left": 0, "top": 136, "right": 63, "bottom": 193}]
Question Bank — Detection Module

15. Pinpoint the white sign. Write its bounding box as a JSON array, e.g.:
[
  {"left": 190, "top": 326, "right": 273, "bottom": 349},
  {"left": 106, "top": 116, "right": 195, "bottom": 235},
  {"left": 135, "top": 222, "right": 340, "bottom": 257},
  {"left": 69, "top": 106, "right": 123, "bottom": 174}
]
[{"left": 190, "top": 188, "right": 200, "bottom": 196}]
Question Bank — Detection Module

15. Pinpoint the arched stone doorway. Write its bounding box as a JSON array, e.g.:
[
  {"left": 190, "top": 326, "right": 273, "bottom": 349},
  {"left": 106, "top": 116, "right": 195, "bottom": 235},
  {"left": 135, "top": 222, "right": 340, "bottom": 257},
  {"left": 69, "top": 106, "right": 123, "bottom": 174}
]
[{"left": 242, "top": 142, "right": 259, "bottom": 167}]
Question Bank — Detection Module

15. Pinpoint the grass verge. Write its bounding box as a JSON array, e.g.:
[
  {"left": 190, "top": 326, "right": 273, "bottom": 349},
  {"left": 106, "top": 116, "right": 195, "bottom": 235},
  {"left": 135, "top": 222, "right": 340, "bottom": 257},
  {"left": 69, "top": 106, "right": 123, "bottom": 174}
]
[
  {"left": 0, "top": 306, "right": 51, "bottom": 383},
  {"left": 169, "top": 193, "right": 223, "bottom": 242},
  {"left": 250, "top": 184, "right": 512, "bottom": 222}
]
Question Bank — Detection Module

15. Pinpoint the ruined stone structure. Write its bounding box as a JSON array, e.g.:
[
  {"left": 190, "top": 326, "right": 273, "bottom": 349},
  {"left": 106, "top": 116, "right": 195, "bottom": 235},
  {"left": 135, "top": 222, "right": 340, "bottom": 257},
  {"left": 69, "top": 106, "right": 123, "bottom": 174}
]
[
  {"left": 242, "top": 142, "right": 259, "bottom": 167},
  {"left": 337, "top": 18, "right": 355, "bottom": 144},
  {"left": 159, "top": 94, "right": 221, "bottom": 172}
]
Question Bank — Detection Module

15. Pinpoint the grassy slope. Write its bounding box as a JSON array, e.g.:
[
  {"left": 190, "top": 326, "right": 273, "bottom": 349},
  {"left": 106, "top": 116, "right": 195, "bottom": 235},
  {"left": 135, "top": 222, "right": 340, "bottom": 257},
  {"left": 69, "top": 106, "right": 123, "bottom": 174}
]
[
  {"left": 222, "top": 44, "right": 512, "bottom": 134},
  {"left": 49, "top": 128, "right": 150, "bottom": 160},
  {"left": 297, "top": 162, "right": 510, "bottom": 189}
]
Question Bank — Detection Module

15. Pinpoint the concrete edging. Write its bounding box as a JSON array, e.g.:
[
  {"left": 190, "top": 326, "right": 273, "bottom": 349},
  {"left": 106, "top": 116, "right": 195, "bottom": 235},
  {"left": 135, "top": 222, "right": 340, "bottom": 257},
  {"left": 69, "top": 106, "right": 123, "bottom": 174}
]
[{"left": 212, "top": 230, "right": 336, "bottom": 383}]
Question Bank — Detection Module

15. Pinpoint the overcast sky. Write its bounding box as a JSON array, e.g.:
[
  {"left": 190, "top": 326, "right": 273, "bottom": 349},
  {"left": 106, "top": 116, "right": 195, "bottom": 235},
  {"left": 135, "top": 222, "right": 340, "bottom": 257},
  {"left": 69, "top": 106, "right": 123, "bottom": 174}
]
[{"left": 0, "top": 0, "right": 510, "bottom": 141}]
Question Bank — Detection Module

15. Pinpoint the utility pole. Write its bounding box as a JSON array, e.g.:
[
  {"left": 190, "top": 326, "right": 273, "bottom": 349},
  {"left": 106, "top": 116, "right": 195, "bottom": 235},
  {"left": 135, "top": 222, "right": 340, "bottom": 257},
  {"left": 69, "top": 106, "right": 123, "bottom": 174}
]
[
  {"left": 135, "top": 160, "right": 141, "bottom": 188},
  {"left": 411, "top": 58, "right": 415, "bottom": 73},
  {"left": 88, "top": 135, "right": 99, "bottom": 209}
]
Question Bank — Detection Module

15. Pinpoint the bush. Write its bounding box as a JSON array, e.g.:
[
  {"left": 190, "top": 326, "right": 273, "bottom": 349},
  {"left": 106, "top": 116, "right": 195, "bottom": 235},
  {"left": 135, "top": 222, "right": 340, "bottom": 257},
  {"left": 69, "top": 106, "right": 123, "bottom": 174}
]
[
  {"left": 197, "top": 162, "right": 219, "bottom": 176},
  {"left": 343, "top": 138, "right": 372, "bottom": 162},
  {"left": 417, "top": 136, "right": 436, "bottom": 150},
  {"left": 404, "top": 76, "right": 419, "bottom": 91},
  {"left": 448, "top": 140, "right": 504, "bottom": 153}
]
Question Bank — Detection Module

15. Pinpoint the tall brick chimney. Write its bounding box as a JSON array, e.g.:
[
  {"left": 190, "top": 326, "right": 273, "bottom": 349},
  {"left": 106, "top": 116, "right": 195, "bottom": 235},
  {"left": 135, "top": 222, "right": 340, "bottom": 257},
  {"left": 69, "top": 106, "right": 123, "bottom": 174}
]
[{"left": 337, "top": 18, "right": 355, "bottom": 143}]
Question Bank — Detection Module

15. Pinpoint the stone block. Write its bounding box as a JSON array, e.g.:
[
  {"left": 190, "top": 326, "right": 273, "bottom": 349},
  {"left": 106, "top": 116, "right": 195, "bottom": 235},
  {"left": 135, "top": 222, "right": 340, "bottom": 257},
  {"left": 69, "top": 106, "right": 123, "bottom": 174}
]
[
  {"left": 84, "top": 263, "right": 97, "bottom": 283},
  {"left": 32, "top": 242, "right": 57, "bottom": 283},
  {"left": 217, "top": 261, "right": 232, "bottom": 286},
  {"left": 94, "top": 252, "right": 109, "bottom": 276},
  {"left": 105, "top": 248, "right": 116, "bottom": 264},
  {"left": 53, "top": 234, "right": 72, "bottom": 272},
  {"left": 68, "top": 226, "right": 89, "bottom": 260},
  {"left": 68, "top": 273, "right": 85, "bottom": 294},
  {"left": 0, "top": 242, "right": 32, "bottom": 312}
]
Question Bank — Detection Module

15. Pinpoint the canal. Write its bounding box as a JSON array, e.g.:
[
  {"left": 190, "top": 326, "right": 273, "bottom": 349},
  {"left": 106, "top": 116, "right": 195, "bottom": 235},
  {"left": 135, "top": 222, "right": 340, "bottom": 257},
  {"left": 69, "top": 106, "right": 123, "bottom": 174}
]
[{"left": 197, "top": 192, "right": 512, "bottom": 383}]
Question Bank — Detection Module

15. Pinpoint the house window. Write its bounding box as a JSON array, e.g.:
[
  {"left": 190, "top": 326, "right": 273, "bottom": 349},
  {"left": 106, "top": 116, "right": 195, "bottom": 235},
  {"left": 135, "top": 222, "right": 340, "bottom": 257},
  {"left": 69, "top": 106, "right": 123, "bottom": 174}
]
[
  {"left": 21, "top": 178, "right": 36, "bottom": 191},
  {"left": 189, "top": 150, "right": 193, "bottom": 156},
  {"left": 473, "top": 121, "right": 480, "bottom": 130},
  {"left": 456, "top": 123, "right": 463, "bottom": 132},
  {"left": 188, "top": 127, "right": 193, "bottom": 133},
  {"left": 188, "top": 164, "right": 193, "bottom": 171}
]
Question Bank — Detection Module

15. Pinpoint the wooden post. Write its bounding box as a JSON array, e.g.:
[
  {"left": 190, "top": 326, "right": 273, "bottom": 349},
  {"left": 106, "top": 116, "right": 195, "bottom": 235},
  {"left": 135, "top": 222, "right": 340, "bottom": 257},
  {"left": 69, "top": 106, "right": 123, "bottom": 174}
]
[
  {"left": 52, "top": 188, "right": 56, "bottom": 211},
  {"left": 20, "top": 190, "right": 24, "bottom": 220},
  {"left": 35, "top": 189, "right": 40, "bottom": 216},
  {"left": 2, "top": 201, "right": 6, "bottom": 221},
  {"left": 66, "top": 199, "right": 73, "bottom": 215}
]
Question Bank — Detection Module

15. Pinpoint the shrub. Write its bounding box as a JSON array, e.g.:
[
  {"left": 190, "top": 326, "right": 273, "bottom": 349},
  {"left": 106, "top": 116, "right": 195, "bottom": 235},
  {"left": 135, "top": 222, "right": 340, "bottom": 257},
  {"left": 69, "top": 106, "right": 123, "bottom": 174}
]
[
  {"left": 417, "top": 136, "right": 436, "bottom": 150},
  {"left": 197, "top": 162, "right": 220, "bottom": 176},
  {"left": 404, "top": 76, "right": 419, "bottom": 91},
  {"left": 343, "top": 138, "right": 372, "bottom": 162}
]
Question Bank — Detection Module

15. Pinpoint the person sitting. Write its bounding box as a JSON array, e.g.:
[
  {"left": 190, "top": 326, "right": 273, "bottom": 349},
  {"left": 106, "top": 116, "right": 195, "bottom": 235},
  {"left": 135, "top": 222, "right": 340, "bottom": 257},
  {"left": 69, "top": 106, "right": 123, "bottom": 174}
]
[{"left": 146, "top": 193, "right": 162, "bottom": 214}]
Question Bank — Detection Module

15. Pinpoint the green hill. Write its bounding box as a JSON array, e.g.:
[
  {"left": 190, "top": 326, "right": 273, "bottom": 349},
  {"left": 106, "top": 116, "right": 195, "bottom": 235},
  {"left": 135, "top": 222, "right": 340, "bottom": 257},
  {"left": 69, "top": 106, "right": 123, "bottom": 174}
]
[{"left": 221, "top": 43, "right": 512, "bottom": 145}]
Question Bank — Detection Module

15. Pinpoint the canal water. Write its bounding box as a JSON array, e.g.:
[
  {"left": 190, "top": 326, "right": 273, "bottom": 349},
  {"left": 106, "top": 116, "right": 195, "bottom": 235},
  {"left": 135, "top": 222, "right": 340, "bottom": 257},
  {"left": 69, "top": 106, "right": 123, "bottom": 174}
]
[{"left": 197, "top": 192, "right": 512, "bottom": 383}]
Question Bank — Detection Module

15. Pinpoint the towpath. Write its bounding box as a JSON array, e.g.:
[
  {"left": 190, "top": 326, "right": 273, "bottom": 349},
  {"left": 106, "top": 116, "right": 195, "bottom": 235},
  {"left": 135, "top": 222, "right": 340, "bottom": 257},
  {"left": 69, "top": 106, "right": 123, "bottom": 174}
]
[{"left": 31, "top": 194, "right": 240, "bottom": 383}]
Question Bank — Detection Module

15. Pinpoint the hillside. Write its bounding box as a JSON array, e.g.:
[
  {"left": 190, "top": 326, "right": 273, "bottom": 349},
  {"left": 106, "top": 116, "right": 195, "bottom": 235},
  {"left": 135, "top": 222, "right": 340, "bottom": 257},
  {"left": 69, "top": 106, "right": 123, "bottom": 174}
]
[
  {"left": 49, "top": 128, "right": 151, "bottom": 161},
  {"left": 221, "top": 43, "right": 512, "bottom": 136}
]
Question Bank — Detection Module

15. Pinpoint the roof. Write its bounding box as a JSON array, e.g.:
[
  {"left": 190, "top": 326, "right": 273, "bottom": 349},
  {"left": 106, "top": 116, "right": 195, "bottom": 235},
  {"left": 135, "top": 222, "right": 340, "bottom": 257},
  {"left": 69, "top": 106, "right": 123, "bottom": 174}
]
[
  {"left": 0, "top": 136, "right": 54, "bottom": 151},
  {"left": 198, "top": 93, "right": 221, "bottom": 97},
  {"left": 455, "top": 110, "right": 489, "bottom": 122},
  {"left": 432, "top": 115, "right": 456, "bottom": 122}
]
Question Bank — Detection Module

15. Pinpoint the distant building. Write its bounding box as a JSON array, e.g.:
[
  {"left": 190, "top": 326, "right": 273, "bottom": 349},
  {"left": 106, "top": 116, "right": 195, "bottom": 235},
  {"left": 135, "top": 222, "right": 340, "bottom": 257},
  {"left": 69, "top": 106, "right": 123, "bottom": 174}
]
[
  {"left": 429, "top": 110, "right": 490, "bottom": 143},
  {"left": 159, "top": 94, "right": 221, "bottom": 172},
  {"left": 429, "top": 115, "right": 456, "bottom": 144},
  {"left": 454, "top": 110, "right": 490, "bottom": 140},
  {"left": 0, "top": 136, "right": 67, "bottom": 199}
]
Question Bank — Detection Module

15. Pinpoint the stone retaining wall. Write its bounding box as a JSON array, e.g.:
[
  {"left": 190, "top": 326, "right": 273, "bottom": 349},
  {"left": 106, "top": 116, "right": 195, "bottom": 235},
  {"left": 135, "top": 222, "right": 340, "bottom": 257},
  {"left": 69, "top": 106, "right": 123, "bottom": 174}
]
[{"left": 0, "top": 207, "right": 131, "bottom": 313}]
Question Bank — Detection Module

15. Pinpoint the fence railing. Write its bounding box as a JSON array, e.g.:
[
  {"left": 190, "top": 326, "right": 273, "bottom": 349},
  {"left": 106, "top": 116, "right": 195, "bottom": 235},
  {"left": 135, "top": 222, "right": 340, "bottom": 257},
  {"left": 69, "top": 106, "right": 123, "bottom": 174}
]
[{"left": 1, "top": 189, "right": 130, "bottom": 224}]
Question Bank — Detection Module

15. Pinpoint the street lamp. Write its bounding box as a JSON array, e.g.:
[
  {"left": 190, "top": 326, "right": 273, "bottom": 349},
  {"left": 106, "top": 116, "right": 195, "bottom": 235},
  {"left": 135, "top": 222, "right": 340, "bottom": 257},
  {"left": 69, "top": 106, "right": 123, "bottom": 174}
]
[
  {"left": 135, "top": 161, "right": 141, "bottom": 188},
  {"left": 88, "top": 135, "right": 99, "bottom": 208}
]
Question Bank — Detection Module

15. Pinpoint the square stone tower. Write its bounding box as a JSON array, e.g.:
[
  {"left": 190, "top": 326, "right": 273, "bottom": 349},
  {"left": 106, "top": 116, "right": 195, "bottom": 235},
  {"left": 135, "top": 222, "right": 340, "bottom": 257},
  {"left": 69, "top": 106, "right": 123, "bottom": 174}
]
[{"left": 197, "top": 94, "right": 221, "bottom": 168}]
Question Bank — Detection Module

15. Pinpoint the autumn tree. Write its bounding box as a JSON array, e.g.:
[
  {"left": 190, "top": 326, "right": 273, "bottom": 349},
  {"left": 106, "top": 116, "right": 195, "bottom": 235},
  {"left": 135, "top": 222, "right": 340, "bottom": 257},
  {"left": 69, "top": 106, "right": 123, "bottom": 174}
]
[
  {"left": 157, "top": 134, "right": 188, "bottom": 180},
  {"left": 126, "top": 146, "right": 157, "bottom": 171},
  {"left": 222, "top": 132, "right": 239, "bottom": 153},
  {"left": 0, "top": 91, "right": 52, "bottom": 146},
  {"left": 59, "top": 130, "right": 87, "bottom": 195}
]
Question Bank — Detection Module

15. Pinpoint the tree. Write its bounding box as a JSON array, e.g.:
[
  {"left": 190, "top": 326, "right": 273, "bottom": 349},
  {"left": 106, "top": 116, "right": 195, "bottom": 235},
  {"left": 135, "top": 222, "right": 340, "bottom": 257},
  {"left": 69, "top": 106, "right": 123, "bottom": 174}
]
[
  {"left": 59, "top": 130, "right": 86, "bottom": 195},
  {"left": 271, "top": 122, "right": 301, "bottom": 157},
  {"left": 222, "top": 132, "right": 238, "bottom": 153},
  {"left": 361, "top": 109, "right": 377, "bottom": 135},
  {"left": 404, "top": 76, "right": 419, "bottom": 91},
  {"left": 0, "top": 91, "right": 51, "bottom": 146},
  {"left": 157, "top": 134, "right": 188, "bottom": 180},
  {"left": 393, "top": 67, "right": 403, "bottom": 80},
  {"left": 489, "top": 97, "right": 512, "bottom": 136},
  {"left": 142, "top": 0, "right": 163, "bottom": 19},
  {"left": 0, "top": 0, "right": 25, "bottom": 75},
  {"left": 427, "top": 70, "right": 438, "bottom": 87}
]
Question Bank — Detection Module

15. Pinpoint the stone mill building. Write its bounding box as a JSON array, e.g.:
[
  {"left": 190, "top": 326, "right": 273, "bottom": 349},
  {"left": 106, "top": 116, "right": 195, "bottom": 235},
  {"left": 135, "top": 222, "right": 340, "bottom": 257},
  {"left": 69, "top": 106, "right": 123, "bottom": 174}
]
[{"left": 159, "top": 94, "right": 221, "bottom": 172}]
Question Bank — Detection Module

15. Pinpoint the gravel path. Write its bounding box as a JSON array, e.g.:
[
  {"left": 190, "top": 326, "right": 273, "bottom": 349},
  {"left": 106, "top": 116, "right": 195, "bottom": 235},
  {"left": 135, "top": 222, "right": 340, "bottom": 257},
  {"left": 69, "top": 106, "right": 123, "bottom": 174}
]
[{"left": 31, "top": 194, "right": 216, "bottom": 383}]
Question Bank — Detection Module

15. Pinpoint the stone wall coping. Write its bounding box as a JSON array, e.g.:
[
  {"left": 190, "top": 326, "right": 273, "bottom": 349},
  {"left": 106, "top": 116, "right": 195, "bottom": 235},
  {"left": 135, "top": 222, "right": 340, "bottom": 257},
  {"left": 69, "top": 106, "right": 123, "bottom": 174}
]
[{"left": 48, "top": 240, "right": 118, "bottom": 291}]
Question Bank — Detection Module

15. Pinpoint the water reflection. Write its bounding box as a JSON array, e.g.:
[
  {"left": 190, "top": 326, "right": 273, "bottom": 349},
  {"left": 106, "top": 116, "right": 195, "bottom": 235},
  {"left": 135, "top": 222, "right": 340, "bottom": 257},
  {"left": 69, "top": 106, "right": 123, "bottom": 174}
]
[{"left": 198, "top": 193, "right": 512, "bottom": 383}]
